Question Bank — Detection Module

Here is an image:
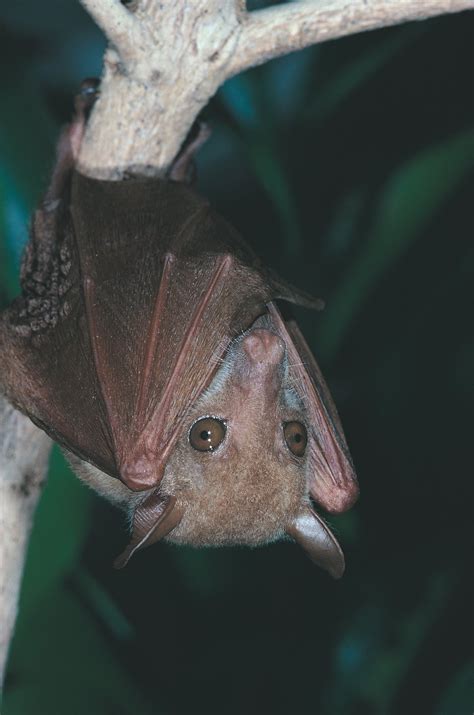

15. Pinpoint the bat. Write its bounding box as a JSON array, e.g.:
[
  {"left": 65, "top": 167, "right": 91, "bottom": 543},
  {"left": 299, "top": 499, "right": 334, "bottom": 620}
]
[{"left": 0, "top": 81, "right": 359, "bottom": 578}]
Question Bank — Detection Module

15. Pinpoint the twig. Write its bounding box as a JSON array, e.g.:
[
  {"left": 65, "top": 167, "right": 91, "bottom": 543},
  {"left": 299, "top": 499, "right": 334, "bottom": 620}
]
[{"left": 230, "top": 0, "right": 474, "bottom": 75}]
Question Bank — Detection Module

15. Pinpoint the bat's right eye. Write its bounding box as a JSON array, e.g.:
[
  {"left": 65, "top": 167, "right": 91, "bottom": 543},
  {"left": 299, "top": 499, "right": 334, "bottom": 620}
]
[
  {"left": 283, "top": 421, "right": 307, "bottom": 457},
  {"left": 189, "top": 417, "right": 226, "bottom": 452}
]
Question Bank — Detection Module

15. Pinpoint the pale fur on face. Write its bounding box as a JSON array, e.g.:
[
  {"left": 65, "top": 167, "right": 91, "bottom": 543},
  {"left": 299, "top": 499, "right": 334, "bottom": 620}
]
[
  {"left": 64, "top": 322, "right": 312, "bottom": 548},
  {"left": 160, "top": 325, "right": 310, "bottom": 547}
]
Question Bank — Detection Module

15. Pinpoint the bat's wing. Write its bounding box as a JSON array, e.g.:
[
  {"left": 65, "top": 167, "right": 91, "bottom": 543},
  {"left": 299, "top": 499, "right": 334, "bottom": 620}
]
[
  {"left": 1, "top": 172, "right": 311, "bottom": 492},
  {"left": 0, "top": 192, "right": 118, "bottom": 476},
  {"left": 267, "top": 303, "right": 359, "bottom": 513}
]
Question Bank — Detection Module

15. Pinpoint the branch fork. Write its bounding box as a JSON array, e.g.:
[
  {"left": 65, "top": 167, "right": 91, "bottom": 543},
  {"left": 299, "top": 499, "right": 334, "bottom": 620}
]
[{"left": 77, "top": 0, "right": 474, "bottom": 178}]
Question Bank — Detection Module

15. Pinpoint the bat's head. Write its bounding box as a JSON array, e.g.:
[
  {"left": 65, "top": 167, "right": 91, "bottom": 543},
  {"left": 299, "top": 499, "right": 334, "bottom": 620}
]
[
  {"left": 162, "top": 325, "right": 307, "bottom": 545},
  {"left": 112, "top": 310, "right": 358, "bottom": 578}
]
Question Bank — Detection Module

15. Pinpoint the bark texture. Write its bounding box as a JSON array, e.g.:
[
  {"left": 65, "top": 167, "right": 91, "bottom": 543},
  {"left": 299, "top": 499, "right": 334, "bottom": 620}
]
[
  {"left": 77, "top": 0, "right": 474, "bottom": 178},
  {"left": 0, "top": 398, "right": 51, "bottom": 683}
]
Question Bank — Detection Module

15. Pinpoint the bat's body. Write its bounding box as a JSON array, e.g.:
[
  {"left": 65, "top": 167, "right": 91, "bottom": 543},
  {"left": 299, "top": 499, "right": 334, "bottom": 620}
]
[{"left": 0, "top": 85, "right": 359, "bottom": 577}]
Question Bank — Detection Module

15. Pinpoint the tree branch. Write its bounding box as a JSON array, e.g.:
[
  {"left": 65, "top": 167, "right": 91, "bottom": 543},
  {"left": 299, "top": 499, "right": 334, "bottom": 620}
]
[
  {"left": 77, "top": 0, "right": 243, "bottom": 178},
  {"left": 0, "top": 398, "right": 51, "bottom": 685},
  {"left": 80, "top": 0, "right": 145, "bottom": 66},
  {"left": 77, "top": 0, "right": 473, "bottom": 179},
  {"left": 229, "top": 0, "right": 474, "bottom": 76}
]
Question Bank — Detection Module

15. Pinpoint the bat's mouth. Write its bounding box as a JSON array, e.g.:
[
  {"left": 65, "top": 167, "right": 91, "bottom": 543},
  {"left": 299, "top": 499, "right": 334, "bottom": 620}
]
[{"left": 286, "top": 505, "right": 345, "bottom": 579}]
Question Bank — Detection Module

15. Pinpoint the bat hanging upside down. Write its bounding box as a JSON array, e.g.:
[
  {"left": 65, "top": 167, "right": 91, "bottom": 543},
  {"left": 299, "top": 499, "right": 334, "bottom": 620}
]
[{"left": 0, "top": 81, "right": 359, "bottom": 578}]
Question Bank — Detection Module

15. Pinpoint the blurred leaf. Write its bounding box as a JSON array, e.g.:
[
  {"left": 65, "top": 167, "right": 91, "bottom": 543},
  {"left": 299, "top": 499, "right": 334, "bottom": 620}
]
[
  {"left": 4, "top": 585, "right": 157, "bottom": 715},
  {"left": 320, "top": 186, "right": 368, "bottom": 263},
  {"left": 0, "top": 2, "right": 104, "bottom": 88},
  {"left": 306, "top": 25, "right": 424, "bottom": 122},
  {"left": 18, "top": 450, "right": 93, "bottom": 619},
  {"left": 435, "top": 661, "right": 474, "bottom": 715},
  {"left": 266, "top": 46, "right": 321, "bottom": 121},
  {"left": 322, "top": 573, "right": 455, "bottom": 714},
  {"left": 0, "top": 185, "right": 22, "bottom": 302},
  {"left": 319, "top": 129, "right": 474, "bottom": 359},
  {"left": 249, "top": 137, "right": 302, "bottom": 255},
  {"left": 0, "top": 168, "right": 28, "bottom": 300},
  {"left": 360, "top": 576, "right": 452, "bottom": 711},
  {"left": 219, "top": 74, "right": 261, "bottom": 130},
  {"left": 72, "top": 568, "right": 134, "bottom": 642},
  {"left": 0, "top": 75, "right": 56, "bottom": 211},
  {"left": 169, "top": 544, "right": 245, "bottom": 598},
  {"left": 0, "top": 50, "right": 57, "bottom": 299},
  {"left": 220, "top": 74, "right": 302, "bottom": 256}
]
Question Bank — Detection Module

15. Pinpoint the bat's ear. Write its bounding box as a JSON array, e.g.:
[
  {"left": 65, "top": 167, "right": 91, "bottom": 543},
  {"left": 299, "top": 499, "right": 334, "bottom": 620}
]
[
  {"left": 267, "top": 303, "right": 359, "bottom": 514},
  {"left": 114, "top": 494, "right": 183, "bottom": 569},
  {"left": 286, "top": 506, "right": 345, "bottom": 579},
  {"left": 266, "top": 269, "right": 324, "bottom": 310}
]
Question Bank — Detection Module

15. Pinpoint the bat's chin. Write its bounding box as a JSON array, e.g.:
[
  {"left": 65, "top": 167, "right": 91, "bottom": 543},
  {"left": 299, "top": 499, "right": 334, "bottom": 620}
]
[
  {"left": 113, "top": 481, "right": 344, "bottom": 579},
  {"left": 163, "top": 493, "right": 345, "bottom": 579},
  {"left": 163, "top": 497, "right": 290, "bottom": 548}
]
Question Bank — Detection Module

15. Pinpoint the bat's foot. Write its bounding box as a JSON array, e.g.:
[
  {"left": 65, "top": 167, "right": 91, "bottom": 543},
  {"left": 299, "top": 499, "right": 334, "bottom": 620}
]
[
  {"left": 168, "top": 121, "right": 211, "bottom": 183},
  {"left": 69, "top": 77, "right": 100, "bottom": 161},
  {"left": 45, "top": 78, "right": 100, "bottom": 202},
  {"left": 74, "top": 77, "right": 100, "bottom": 122}
]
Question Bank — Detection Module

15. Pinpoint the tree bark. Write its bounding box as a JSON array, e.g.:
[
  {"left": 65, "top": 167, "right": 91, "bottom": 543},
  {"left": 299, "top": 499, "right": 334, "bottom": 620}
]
[
  {"left": 0, "top": 398, "right": 51, "bottom": 683},
  {"left": 77, "top": 0, "right": 474, "bottom": 179}
]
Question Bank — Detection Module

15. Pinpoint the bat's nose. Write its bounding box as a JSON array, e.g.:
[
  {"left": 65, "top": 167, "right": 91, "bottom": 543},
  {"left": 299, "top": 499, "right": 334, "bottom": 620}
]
[{"left": 242, "top": 328, "right": 285, "bottom": 366}]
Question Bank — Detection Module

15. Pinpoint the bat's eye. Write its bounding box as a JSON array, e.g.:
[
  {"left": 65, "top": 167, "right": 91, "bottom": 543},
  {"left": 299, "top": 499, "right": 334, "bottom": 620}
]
[
  {"left": 283, "top": 421, "right": 307, "bottom": 457},
  {"left": 189, "top": 417, "right": 226, "bottom": 452}
]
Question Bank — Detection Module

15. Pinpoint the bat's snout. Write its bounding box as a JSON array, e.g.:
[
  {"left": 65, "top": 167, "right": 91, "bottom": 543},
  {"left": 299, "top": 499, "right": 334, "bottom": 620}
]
[
  {"left": 120, "top": 460, "right": 158, "bottom": 492},
  {"left": 242, "top": 328, "right": 285, "bottom": 366},
  {"left": 234, "top": 328, "right": 286, "bottom": 398}
]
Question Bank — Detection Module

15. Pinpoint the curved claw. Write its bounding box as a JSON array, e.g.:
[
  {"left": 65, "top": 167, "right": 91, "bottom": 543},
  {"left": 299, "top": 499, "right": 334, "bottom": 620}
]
[
  {"left": 114, "top": 493, "right": 183, "bottom": 569},
  {"left": 286, "top": 506, "right": 345, "bottom": 579}
]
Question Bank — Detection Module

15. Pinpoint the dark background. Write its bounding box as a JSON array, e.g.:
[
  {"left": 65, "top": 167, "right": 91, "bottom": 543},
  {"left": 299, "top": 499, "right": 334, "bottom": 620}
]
[{"left": 1, "top": 2, "right": 473, "bottom": 713}]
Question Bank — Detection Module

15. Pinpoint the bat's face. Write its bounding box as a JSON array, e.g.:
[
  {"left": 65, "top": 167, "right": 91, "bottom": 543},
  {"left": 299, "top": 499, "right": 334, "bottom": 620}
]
[
  {"left": 161, "top": 323, "right": 309, "bottom": 546},
  {"left": 68, "top": 312, "right": 356, "bottom": 577}
]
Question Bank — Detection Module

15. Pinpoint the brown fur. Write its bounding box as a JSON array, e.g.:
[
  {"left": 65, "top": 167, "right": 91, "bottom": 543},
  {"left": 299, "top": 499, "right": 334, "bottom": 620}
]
[{"left": 160, "top": 325, "right": 309, "bottom": 546}]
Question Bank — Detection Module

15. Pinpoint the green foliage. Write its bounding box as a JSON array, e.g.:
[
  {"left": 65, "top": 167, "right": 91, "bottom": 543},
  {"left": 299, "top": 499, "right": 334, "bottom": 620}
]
[
  {"left": 17, "top": 450, "right": 93, "bottom": 618},
  {"left": 318, "top": 128, "right": 474, "bottom": 360},
  {"left": 6, "top": 585, "right": 155, "bottom": 715},
  {"left": 1, "top": 6, "right": 472, "bottom": 714}
]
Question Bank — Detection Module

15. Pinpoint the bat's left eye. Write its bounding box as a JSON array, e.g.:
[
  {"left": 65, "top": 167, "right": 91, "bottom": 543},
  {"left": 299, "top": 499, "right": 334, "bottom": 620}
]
[
  {"left": 189, "top": 417, "right": 227, "bottom": 452},
  {"left": 283, "top": 421, "right": 307, "bottom": 457}
]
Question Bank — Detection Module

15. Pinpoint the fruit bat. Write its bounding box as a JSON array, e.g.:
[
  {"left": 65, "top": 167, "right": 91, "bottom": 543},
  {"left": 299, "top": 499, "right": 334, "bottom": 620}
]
[{"left": 0, "top": 81, "right": 359, "bottom": 578}]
